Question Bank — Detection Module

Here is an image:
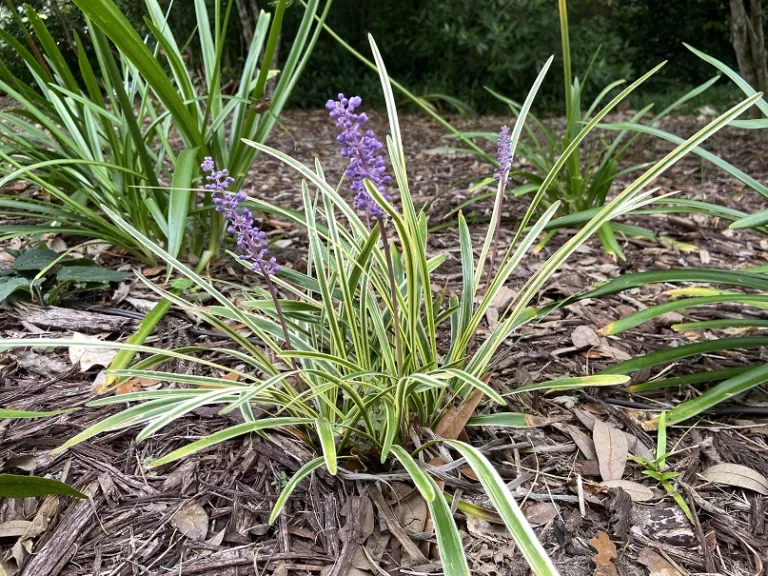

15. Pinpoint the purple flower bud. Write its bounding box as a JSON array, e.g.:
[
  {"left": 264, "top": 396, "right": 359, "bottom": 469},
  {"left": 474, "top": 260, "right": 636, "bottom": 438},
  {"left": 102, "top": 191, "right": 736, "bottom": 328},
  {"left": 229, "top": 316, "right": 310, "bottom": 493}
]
[
  {"left": 201, "top": 159, "right": 278, "bottom": 275},
  {"left": 327, "top": 94, "right": 392, "bottom": 220},
  {"left": 494, "top": 125, "right": 512, "bottom": 182}
]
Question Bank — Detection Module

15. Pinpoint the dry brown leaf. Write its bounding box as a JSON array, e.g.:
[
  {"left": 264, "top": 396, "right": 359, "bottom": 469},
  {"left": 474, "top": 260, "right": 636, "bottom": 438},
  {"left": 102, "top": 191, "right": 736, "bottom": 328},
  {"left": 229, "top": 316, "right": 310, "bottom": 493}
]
[
  {"left": 572, "top": 325, "right": 601, "bottom": 349},
  {"left": 590, "top": 530, "right": 618, "bottom": 576},
  {"left": 68, "top": 332, "right": 118, "bottom": 372},
  {"left": 565, "top": 425, "right": 597, "bottom": 460},
  {"left": 115, "top": 379, "right": 142, "bottom": 395},
  {"left": 22, "top": 497, "right": 59, "bottom": 540},
  {"left": 465, "top": 515, "right": 509, "bottom": 538},
  {"left": 523, "top": 501, "right": 558, "bottom": 525},
  {"left": 593, "top": 420, "right": 628, "bottom": 482},
  {"left": 594, "top": 344, "right": 633, "bottom": 361},
  {"left": 0, "top": 455, "right": 37, "bottom": 472},
  {"left": 392, "top": 483, "right": 428, "bottom": 534},
  {"left": 460, "top": 466, "right": 479, "bottom": 481},
  {"left": 142, "top": 265, "right": 165, "bottom": 277},
  {"left": 637, "top": 549, "right": 682, "bottom": 576},
  {"left": 172, "top": 503, "right": 209, "bottom": 541},
  {"left": 434, "top": 387, "right": 485, "bottom": 440},
  {"left": 700, "top": 463, "right": 768, "bottom": 495},
  {"left": 0, "top": 521, "right": 32, "bottom": 539},
  {"left": 600, "top": 480, "right": 654, "bottom": 502}
]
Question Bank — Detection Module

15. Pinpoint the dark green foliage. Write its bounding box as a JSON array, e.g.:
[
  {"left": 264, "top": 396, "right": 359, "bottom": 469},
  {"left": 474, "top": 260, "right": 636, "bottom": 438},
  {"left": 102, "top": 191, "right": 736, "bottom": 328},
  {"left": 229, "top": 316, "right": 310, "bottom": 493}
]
[
  {"left": 285, "top": 0, "right": 632, "bottom": 111},
  {"left": 283, "top": 0, "right": 740, "bottom": 111},
  {"left": 0, "top": 244, "right": 129, "bottom": 305},
  {"left": 1, "top": 0, "right": 742, "bottom": 112}
]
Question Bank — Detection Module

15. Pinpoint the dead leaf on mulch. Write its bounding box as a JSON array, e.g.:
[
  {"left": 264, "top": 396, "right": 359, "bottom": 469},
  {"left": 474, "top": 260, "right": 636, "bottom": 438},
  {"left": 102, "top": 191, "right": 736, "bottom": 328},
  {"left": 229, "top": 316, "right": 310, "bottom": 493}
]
[
  {"left": 638, "top": 548, "right": 682, "bottom": 575},
  {"left": 523, "top": 501, "right": 558, "bottom": 525},
  {"left": 0, "top": 521, "right": 33, "bottom": 538},
  {"left": 562, "top": 424, "right": 597, "bottom": 460},
  {"left": 434, "top": 387, "right": 485, "bottom": 440},
  {"left": 590, "top": 530, "right": 618, "bottom": 576},
  {"left": 68, "top": 332, "right": 118, "bottom": 372},
  {"left": 700, "top": 463, "right": 768, "bottom": 495},
  {"left": 572, "top": 325, "right": 601, "bottom": 349},
  {"left": 600, "top": 480, "right": 654, "bottom": 502},
  {"left": 172, "top": 503, "right": 209, "bottom": 541},
  {"left": 593, "top": 420, "right": 628, "bottom": 481}
]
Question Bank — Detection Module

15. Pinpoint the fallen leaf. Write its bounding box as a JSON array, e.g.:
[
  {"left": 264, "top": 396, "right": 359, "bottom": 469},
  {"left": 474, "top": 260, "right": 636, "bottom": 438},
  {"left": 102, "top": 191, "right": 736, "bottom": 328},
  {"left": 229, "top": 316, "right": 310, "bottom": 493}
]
[
  {"left": 125, "top": 297, "right": 158, "bottom": 312},
  {"left": 638, "top": 549, "right": 682, "bottom": 575},
  {"left": 565, "top": 425, "right": 597, "bottom": 460},
  {"left": 466, "top": 515, "right": 509, "bottom": 537},
  {"left": 572, "top": 325, "right": 601, "bottom": 349},
  {"left": 460, "top": 466, "right": 479, "bottom": 481},
  {"left": 523, "top": 501, "right": 558, "bottom": 525},
  {"left": 700, "top": 463, "right": 768, "bottom": 495},
  {"left": 434, "top": 387, "right": 485, "bottom": 440},
  {"left": 0, "top": 456, "right": 38, "bottom": 472},
  {"left": 0, "top": 521, "right": 33, "bottom": 538},
  {"left": 115, "top": 379, "right": 142, "bottom": 395},
  {"left": 68, "top": 332, "right": 118, "bottom": 372},
  {"left": 593, "top": 420, "right": 628, "bottom": 482},
  {"left": 594, "top": 344, "right": 633, "bottom": 361},
  {"left": 271, "top": 563, "right": 289, "bottom": 576},
  {"left": 600, "top": 480, "right": 654, "bottom": 502},
  {"left": 23, "top": 497, "right": 59, "bottom": 539},
  {"left": 485, "top": 306, "right": 500, "bottom": 331},
  {"left": 142, "top": 266, "right": 165, "bottom": 277},
  {"left": 172, "top": 503, "right": 209, "bottom": 541},
  {"left": 392, "top": 482, "right": 428, "bottom": 534},
  {"left": 590, "top": 530, "right": 618, "bottom": 576}
]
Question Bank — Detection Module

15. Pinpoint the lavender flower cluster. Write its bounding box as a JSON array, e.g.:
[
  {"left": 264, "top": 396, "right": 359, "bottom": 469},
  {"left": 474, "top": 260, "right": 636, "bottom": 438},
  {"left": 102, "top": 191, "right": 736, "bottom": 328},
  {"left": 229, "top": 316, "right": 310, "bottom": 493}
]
[
  {"left": 494, "top": 125, "right": 512, "bottom": 182},
  {"left": 202, "top": 157, "right": 279, "bottom": 275},
  {"left": 326, "top": 94, "right": 391, "bottom": 220}
]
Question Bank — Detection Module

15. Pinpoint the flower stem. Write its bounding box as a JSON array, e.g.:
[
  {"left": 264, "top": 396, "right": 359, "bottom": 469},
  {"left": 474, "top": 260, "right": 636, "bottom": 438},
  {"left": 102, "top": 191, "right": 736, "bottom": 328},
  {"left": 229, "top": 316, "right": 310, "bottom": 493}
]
[
  {"left": 379, "top": 220, "right": 403, "bottom": 377},
  {"left": 261, "top": 268, "right": 298, "bottom": 370},
  {"left": 484, "top": 178, "right": 508, "bottom": 295}
]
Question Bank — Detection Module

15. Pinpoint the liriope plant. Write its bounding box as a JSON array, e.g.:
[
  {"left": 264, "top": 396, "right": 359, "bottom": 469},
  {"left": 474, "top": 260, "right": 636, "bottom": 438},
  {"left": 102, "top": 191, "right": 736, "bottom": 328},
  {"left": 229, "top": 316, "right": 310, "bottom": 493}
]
[{"left": 1, "top": 37, "right": 761, "bottom": 576}]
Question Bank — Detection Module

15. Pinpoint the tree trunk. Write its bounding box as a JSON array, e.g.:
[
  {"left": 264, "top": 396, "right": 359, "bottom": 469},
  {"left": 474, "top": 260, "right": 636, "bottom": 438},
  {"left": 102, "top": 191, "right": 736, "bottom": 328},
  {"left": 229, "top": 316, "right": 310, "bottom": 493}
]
[
  {"left": 730, "top": 0, "right": 768, "bottom": 111},
  {"left": 235, "top": 0, "right": 257, "bottom": 47}
]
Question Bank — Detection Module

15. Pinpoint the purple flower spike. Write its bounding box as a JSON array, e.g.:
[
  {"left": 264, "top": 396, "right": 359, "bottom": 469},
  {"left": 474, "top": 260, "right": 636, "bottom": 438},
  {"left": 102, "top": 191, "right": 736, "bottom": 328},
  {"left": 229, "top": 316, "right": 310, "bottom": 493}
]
[
  {"left": 494, "top": 125, "right": 512, "bottom": 182},
  {"left": 201, "top": 157, "right": 279, "bottom": 275},
  {"left": 326, "top": 94, "right": 392, "bottom": 220}
]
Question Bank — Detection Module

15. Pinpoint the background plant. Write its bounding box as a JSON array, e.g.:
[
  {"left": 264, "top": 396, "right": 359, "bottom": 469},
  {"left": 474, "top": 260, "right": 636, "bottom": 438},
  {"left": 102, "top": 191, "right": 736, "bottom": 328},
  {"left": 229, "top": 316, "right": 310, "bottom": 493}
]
[
  {"left": 538, "top": 48, "right": 768, "bottom": 426},
  {"left": 0, "top": 243, "right": 129, "bottom": 305},
  {"left": 439, "top": 2, "right": 768, "bottom": 260},
  {"left": 0, "top": 0, "right": 331, "bottom": 380},
  {"left": 1, "top": 34, "right": 761, "bottom": 576}
]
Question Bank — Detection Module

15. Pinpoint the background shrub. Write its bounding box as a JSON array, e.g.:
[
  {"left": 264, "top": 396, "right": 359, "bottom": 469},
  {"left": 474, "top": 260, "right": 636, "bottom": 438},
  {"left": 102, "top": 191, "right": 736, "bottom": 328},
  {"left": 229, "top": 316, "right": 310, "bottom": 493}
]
[{"left": 0, "top": 0, "right": 748, "bottom": 113}]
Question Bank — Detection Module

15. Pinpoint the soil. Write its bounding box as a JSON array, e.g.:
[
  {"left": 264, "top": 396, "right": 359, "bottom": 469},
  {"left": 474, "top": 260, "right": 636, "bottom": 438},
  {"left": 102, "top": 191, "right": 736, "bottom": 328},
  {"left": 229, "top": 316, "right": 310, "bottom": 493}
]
[{"left": 1, "top": 108, "right": 767, "bottom": 576}]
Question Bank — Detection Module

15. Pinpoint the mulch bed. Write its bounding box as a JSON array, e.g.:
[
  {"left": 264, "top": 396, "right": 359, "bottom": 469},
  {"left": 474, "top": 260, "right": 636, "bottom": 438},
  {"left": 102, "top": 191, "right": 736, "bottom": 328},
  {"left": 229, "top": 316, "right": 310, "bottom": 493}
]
[{"left": 1, "top": 108, "right": 767, "bottom": 576}]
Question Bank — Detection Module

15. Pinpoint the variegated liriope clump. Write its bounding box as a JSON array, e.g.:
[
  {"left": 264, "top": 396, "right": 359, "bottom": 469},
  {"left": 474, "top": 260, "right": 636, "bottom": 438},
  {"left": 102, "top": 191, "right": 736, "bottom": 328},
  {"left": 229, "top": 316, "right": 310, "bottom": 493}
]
[{"left": 3, "top": 35, "right": 761, "bottom": 576}]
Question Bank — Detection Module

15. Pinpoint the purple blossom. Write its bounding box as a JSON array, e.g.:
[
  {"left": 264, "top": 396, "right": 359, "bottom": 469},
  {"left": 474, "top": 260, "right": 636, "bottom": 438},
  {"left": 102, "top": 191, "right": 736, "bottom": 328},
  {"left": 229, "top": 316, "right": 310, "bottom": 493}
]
[
  {"left": 494, "top": 125, "right": 512, "bottom": 182},
  {"left": 202, "top": 157, "right": 279, "bottom": 275},
  {"left": 326, "top": 94, "right": 392, "bottom": 220}
]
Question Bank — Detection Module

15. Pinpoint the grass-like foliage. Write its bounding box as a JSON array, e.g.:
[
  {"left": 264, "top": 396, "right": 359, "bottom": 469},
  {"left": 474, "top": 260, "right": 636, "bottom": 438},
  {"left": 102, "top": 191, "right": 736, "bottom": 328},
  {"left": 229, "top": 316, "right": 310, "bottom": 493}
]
[
  {"left": 0, "top": 0, "right": 330, "bottom": 265},
  {"left": 1, "top": 35, "right": 761, "bottom": 576},
  {"left": 443, "top": 1, "right": 768, "bottom": 260},
  {"left": 547, "top": 50, "right": 768, "bottom": 427},
  {"left": 0, "top": 0, "right": 331, "bottom": 380}
]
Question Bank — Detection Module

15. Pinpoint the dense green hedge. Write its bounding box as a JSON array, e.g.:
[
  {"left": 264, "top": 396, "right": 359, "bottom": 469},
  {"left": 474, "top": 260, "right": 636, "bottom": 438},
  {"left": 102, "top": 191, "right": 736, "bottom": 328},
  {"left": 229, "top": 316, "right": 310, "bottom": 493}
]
[
  {"left": 0, "top": 0, "right": 740, "bottom": 113},
  {"left": 284, "top": 0, "right": 737, "bottom": 112}
]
